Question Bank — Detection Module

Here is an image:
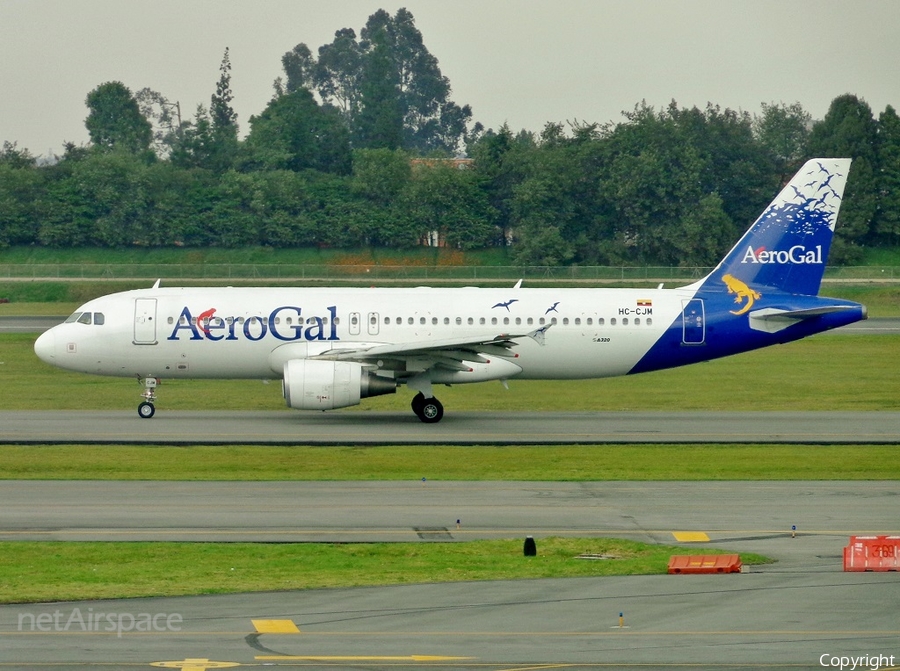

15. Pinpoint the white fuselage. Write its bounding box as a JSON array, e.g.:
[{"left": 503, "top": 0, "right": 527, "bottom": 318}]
[{"left": 35, "top": 285, "right": 692, "bottom": 382}]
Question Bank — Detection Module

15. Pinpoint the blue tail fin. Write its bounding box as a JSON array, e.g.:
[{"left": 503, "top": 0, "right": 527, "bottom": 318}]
[{"left": 699, "top": 158, "right": 851, "bottom": 297}]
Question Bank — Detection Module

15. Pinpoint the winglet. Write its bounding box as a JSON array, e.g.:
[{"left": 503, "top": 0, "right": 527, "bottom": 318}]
[
  {"left": 513, "top": 279, "right": 523, "bottom": 289},
  {"left": 527, "top": 324, "right": 551, "bottom": 346},
  {"left": 152, "top": 279, "right": 161, "bottom": 289}
]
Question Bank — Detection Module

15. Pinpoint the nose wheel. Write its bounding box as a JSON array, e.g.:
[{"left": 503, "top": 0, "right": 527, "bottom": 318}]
[{"left": 138, "top": 377, "right": 159, "bottom": 419}]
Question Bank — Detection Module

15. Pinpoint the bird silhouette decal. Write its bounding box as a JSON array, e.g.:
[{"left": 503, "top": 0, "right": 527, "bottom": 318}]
[
  {"left": 492, "top": 299, "right": 518, "bottom": 311},
  {"left": 545, "top": 301, "right": 560, "bottom": 315}
]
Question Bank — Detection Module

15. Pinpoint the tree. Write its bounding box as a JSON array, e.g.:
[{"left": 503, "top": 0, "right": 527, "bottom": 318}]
[
  {"left": 0, "top": 143, "right": 42, "bottom": 246},
  {"left": 243, "top": 89, "right": 352, "bottom": 175},
  {"left": 353, "top": 29, "right": 403, "bottom": 150},
  {"left": 753, "top": 102, "right": 811, "bottom": 180},
  {"left": 406, "top": 162, "right": 496, "bottom": 249},
  {"left": 84, "top": 82, "right": 153, "bottom": 154},
  {"left": 279, "top": 9, "right": 473, "bottom": 153},
  {"left": 808, "top": 94, "right": 879, "bottom": 259},
  {"left": 135, "top": 88, "right": 183, "bottom": 159},
  {"left": 874, "top": 105, "right": 900, "bottom": 244},
  {"left": 313, "top": 29, "right": 362, "bottom": 119},
  {"left": 280, "top": 43, "right": 317, "bottom": 94},
  {"left": 210, "top": 48, "right": 238, "bottom": 138}
]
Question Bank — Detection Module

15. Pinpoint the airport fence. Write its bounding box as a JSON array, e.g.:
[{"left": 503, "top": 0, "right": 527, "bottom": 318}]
[{"left": 0, "top": 263, "right": 897, "bottom": 282}]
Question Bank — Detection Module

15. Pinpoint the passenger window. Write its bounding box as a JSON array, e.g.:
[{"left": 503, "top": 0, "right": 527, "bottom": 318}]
[
  {"left": 611, "top": 318, "right": 617, "bottom": 326},
  {"left": 93, "top": 313, "right": 105, "bottom": 325},
  {"left": 408, "top": 317, "right": 414, "bottom": 325},
  {"left": 455, "top": 317, "right": 462, "bottom": 325},
  {"left": 562, "top": 318, "right": 568, "bottom": 325},
  {"left": 491, "top": 317, "right": 498, "bottom": 325},
  {"left": 515, "top": 317, "right": 521, "bottom": 325},
  {"left": 384, "top": 317, "right": 390, "bottom": 325},
  {"left": 574, "top": 318, "right": 581, "bottom": 326},
  {"left": 587, "top": 318, "right": 593, "bottom": 325},
  {"left": 634, "top": 318, "right": 640, "bottom": 326},
  {"left": 527, "top": 317, "right": 533, "bottom": 325},
  {"left": 467, "top": 317, "right": 474, "bottom": 325},
  {"left": 503, "top": 317, "right": 509, "bottom": 325},
  {"left": 622, "top": 318, "right": 629, "bottom": 325},
  {"left": 479, "top": 317, "right": 486, "bottom": 325},
  {"left": 646, "top": 318, "right": 653, "bottom": 326},
  {"left": 444, "top": 317, "right": 450, "bottom": 325},
  {"left": 598, "top": 318, "right": 605, "bottom": 325},
  {"left": 420, "top": 317, "right": 425, "bottom": 325},
  {"left": 550, "top": 317, "right": 557, "bottom": 325}
]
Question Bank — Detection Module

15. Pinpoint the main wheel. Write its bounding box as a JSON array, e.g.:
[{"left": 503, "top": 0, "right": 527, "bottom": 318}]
[
  {"left": 138, "top": 401, "right": 156, "bottom": 419},
  {"left": 410, "top": 392, "right": 426, "bottom": 418},
  {"left": 418, "top": 397, "right": 443, "bottom": 424}
]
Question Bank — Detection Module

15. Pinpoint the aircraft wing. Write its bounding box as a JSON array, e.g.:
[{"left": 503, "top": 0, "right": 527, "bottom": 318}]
[{"left": 313, "top": 327, "right": 549, "bottom": 371}]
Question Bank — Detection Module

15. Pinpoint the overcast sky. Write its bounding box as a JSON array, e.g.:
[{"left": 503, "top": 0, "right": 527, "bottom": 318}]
[{"left": 2, "top": 0, "right": 899, "bottom": 157}]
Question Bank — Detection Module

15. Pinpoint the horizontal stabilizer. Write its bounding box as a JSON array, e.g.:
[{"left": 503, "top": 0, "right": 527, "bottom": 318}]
[{"left": 748, "top": 305, "right": 859, "bottom": 333}]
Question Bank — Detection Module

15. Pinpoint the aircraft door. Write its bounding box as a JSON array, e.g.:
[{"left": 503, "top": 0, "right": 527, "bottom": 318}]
[
  {"left": 681, "top": 298, "right": 705, "bottom": 345},
  {"left": 367, "top": 312, "right": 380, "bottom": 336},
  {"left": 133, "top": 298, "right": 158, "bottom": 345}
]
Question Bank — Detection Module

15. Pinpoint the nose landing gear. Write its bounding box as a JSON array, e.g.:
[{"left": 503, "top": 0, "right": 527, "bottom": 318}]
[{"left": 138, "top": 377, "right": 159, "bottom": 418}]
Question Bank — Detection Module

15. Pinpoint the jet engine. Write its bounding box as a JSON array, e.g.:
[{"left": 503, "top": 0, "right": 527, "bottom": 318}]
[{"left": 282, "top": 359, "right": 396, "bottom": 410}]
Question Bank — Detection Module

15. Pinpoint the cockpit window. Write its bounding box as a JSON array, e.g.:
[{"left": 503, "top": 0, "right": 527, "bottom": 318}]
[{"left": 65, "top": 311, "right": 104, "bottom": 325}]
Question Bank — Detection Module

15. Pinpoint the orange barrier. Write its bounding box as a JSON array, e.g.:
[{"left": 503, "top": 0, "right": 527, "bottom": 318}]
[
  {"left": 667, "top": 554, "right": 742, "bottom": 574},
  {"left": 843, "top": 536, "right": 900, "bottom": 572}
]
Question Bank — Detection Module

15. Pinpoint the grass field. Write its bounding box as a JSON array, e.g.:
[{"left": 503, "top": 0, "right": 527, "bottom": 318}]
[{"left": 0, "top": 539, "right": 770, "bottom": 604}]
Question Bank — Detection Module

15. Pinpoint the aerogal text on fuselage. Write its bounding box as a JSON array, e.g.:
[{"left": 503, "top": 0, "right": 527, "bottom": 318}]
[{"left": 166, "top": 306, "right": 340, "bottom": 342}]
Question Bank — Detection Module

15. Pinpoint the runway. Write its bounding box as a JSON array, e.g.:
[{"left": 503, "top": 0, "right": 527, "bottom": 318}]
[
  {"left": 1, "top": 481, "right": 899, "bottom": 669},
  {"left": 2, "top": 408, "right": 900, "bottom": 444}
]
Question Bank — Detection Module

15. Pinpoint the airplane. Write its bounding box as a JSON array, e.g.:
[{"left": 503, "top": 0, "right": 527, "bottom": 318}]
[{"left": 34, "top": 158, "right": 866, "bottom": 423}]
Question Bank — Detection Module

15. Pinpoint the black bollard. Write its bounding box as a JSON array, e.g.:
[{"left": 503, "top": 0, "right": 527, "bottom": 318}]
[{"left": 523, "top": 536, "right": 537, "bottom": 556}]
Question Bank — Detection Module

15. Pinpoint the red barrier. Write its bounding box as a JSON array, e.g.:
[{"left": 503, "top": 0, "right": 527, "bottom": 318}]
[
  {"left": 667, "top": 554, "right": 742, "bottom": 574},
  {"left": 843, "top": 536, "right": 900, "bottom": 572}
]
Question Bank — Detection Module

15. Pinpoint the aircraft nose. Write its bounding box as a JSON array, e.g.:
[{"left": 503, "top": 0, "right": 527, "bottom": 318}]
[{"left": 34, "top": 328, "right": 56, "bottom": 363}]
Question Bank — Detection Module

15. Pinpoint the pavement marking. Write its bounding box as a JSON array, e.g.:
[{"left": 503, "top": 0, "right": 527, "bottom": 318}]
[
  {"left": 251, "top": 618, "right": 300, "bottom": 634},
  {"left": 673, "top": 531, "right": 710, "bottom": 542},
  {"left": 256, "top": 655, "right": 474, "bottom": 662},
  {"left": 151, "top": 660, "right": 239, "bottom": 670}
]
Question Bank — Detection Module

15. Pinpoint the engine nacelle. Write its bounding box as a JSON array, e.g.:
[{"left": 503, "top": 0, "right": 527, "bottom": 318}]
[{"left": 282, "top": 359, "right": 396, "bottom": 410}]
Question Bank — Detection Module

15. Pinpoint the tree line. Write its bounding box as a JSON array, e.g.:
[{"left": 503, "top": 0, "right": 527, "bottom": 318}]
[{"left": 1, "top": 7, "right": 899, "bottom": 265}]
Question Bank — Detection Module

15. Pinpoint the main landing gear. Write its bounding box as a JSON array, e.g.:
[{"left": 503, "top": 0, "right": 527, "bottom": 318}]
[
  {"left": 411, "top": 392, "right": 443, "bottom": 423},
  {"left": 138, "top": 377, "right": 159, "bottom": 419}
]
